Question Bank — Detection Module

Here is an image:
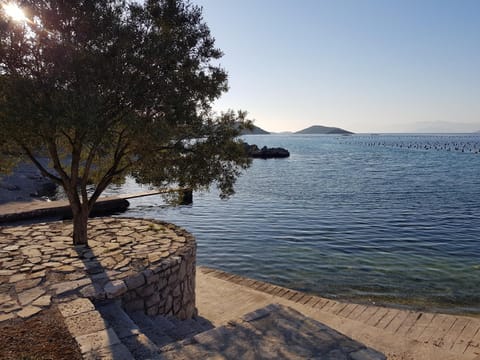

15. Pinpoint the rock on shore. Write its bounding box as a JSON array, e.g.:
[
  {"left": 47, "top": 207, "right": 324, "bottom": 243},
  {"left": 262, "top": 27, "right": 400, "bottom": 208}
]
[
  {"left": 243, "top": 143, "right": 290, "bottom": 159},
  {"left": 0, "top": 160, "right": 57, "bottom": 204}
]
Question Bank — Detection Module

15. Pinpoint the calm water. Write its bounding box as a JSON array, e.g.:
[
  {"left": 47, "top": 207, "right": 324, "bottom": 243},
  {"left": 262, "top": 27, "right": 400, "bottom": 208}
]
[{"left": 111, "top": 134, "right": 480, "bottom": 314}]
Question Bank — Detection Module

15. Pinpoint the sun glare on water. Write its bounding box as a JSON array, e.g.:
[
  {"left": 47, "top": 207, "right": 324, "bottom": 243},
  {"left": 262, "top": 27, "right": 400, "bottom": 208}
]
[{"left": 2, "top": 2, "right": 27, "bottom": 22}]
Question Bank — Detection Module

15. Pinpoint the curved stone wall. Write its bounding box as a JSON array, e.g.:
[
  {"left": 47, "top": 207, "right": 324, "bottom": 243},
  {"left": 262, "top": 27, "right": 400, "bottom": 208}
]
[{"left": 0, "top": 217, "right": 196, "bottom": 321}]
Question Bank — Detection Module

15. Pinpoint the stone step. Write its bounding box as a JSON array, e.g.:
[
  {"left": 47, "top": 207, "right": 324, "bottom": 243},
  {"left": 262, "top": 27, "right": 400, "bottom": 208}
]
[
  {"left": 95, "top": 302, "right": 217, "bottom": 359},
  {"left": 127, "top": 311, "right": 175, "bottom": 348},
  {"left": 159, "top": 303, "right": 387, "bottom": 360},
  {"left": 95, "top": 303, "right": 172, "bottom": 359},
  {"left": 164, "top": 317, "right": 210, "bottom": 340},
  {"left": 96, "top": 302, "right": 142, "bottom": 340}
]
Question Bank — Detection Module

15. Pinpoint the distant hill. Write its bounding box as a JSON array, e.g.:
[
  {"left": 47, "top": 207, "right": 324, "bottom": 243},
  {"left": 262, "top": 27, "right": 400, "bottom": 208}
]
[
  {"left": 295, "top": 125, "right": 353, "bottom": 135},
  {"left": 240, "top": 124, "right": 270, "bottom": 135}
]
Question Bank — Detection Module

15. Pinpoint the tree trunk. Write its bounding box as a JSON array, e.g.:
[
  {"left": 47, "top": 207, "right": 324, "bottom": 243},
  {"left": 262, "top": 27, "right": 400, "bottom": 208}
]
[{"left": 72, "top": 208, "right": 89, "bottom": 246}]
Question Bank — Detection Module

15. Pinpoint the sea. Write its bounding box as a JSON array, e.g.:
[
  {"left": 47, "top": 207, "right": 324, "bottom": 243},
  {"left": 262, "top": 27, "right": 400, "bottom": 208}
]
[{"left": 105, "top": 134, "right": 480, "bottom": 315}]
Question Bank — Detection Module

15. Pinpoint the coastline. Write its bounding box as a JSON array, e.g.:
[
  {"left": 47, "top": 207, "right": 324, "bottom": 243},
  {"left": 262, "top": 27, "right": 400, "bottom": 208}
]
[
  {"left": 1, "top": 197, "right": 478, "bottom": 317},
  {"left": 0, "top": 160, "right": 56, "bottom": 205},
  {"left": 197, "top": 266, "right": 480, "bottom": 359}
]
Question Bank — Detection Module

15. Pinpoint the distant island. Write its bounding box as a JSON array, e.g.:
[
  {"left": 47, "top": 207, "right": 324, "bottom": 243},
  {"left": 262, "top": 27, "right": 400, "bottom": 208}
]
[
  {"left": 295, "top": 125, "right": 353, "bottom": 135},
  {"left": 241, "top": 124, "right": 270, "bottom": 135},
  {"left": 239, "top": 123, "right": 354, "bottom": 135}
]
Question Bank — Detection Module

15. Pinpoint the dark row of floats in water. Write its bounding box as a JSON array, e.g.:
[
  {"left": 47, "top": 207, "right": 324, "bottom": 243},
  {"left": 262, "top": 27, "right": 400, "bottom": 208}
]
[{"left": 339, "top": 136, "right": 480, "bottom": 154}]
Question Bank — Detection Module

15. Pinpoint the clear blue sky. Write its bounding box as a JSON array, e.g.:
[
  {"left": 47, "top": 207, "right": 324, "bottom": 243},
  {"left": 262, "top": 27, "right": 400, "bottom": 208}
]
[{"left": 194, "top": 0, "right": 480, "bottom": 133}]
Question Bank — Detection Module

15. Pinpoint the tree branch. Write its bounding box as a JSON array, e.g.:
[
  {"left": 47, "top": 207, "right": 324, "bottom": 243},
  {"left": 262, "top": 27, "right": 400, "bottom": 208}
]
[
  {"left": 60, "top": 130, "right": 74, "bottom": 147},
  {"left": 87, "top": 141, "right": 130, "bottom": 210},
  {"left": 46, "top": 137, "right": 70, "bottom": 183},
  {"left": 70, "top": 130, "right": 83, "bottom": 192},
  {"left": 20, "top": 144, "right": 63, "bottom": 184}
]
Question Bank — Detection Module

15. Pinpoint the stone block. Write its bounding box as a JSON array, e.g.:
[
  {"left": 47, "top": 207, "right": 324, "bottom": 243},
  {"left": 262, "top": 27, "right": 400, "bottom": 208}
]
[
  {"left": 165, "top": 295, "right": 173, "bottom": 313},
  {"left": 172, "top": 286, "right": 181, "bottom": 297},
  {"left": 96, "top": 303, "right": 141, "bottom": 340},
  {"left": 146, "top": 273, "right": 160, "bottom": 285},
  {"left": 145, "top": 293, "right": 160, "bottom": 308},
  {"left": 17, "top": 305, "right": 42, "bottom": 319},
  {"left": 15, "top": 278, "right": 42, "bottom": 292},
  {"left": 167, "top": 273, "right": 178, "bottom": 286},
  {"left": 160, "top": 286, "right": 171, "bottom": 300},
  {"left": 32, "top": 295, "right": 52, "bottom": 307},
  {"left": 125, "top": 290, "right": 141, "bottom": 302},
  {"left": 104, "top": 280, "right": 127, "bottom": 298},
  {"left": 178, "top": 261, "right": 187, "bottom": 280},
  {"left": 83, "top": 343, "right": 134, "bottom": 360},
  {"left": 64, "top": 310, "right": 108, "bottom": 337},
  {"left": 79, "top": 283, "right": 106, "bottom": 299},
  {"left": 51, "top": 278, "right": 92, "bottom": 296},
  {"left": 157, "top": 277, "right": 168, "bottom": 290},
  {"left": 123, "top": 299, "right": 145, "bottom": 313},
  {"left": 17, "top": 287, "right": 45, "bottom": 306},
  {"left": 58, "top": 298, "right": 95, "bottom": 318},
  {"left": 146, "top": 305, "right": 158, "bottom": 316},
  {"left": 0, "top": 299, "right": 21, "bottom": 313},
  {"left": 172, "top": 297, "right": 181, "bottom": 314},
  {"left": 125, "top": 273, "right": 145, "bottom": 290},
  {"left": 75, "top": 328, "right": 121, "bottom": 354},
  {"left": 121, "top": 334, "right": 161, "bottom": 360},
  {"left": 188, "top": 305, "right": 198, "bottom": 319},
  {"left": 9, "top": 273, "right": 27, "bottom": 283},
  {"left": 0, "top": 312, "right": 16, "bottom": 322},
  {"left": 136, "top": 284, "right": 155, "bottom": 298}
]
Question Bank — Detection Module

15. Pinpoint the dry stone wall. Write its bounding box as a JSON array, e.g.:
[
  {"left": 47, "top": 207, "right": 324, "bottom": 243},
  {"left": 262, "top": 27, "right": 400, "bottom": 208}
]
[
  {"left": 0, "top": 217, "right": 197, "bottom": 322},
  {"left": 120, "top": 247, "right": 196, "bottom": 319}
]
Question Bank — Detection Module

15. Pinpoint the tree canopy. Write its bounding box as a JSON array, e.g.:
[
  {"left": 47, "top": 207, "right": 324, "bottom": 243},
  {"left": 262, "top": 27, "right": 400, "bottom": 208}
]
[{"left": 0, "top": 0, "right": 252, "bottom": 245}]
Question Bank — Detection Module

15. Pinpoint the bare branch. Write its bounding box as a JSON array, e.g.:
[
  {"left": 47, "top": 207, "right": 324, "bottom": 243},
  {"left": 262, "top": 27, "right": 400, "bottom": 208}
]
[
  {"left": 20, "top": 144, "right": 63, "bottom": 184},
  {"left": 60, "top": 130, "right": 74, "bottom": 147},
  {"left": 70, "top": 131, "right": 83, "bottom": 191},
  {"left": 46, "top": 137, "right": 70, "bottom": 183}
]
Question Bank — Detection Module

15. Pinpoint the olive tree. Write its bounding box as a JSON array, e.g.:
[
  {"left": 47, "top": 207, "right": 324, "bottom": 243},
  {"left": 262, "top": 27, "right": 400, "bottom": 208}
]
[{"left": 0, "top": 0, "right": 251, "bottom": 245}]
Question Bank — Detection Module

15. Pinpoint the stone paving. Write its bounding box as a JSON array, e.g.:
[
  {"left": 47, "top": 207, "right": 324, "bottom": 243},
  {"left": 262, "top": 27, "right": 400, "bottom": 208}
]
[
  {"left": 3, "top": 217, "right": 478, "bottom": 359},
  {"left": 0, "top": 217, "right": 196, "bottom": 322},
  {"left": 196, "top": 267, "right": 480, "bottom": 360},
  {"left": 161, "top": 303, "right": 386, "bottom": 359}
]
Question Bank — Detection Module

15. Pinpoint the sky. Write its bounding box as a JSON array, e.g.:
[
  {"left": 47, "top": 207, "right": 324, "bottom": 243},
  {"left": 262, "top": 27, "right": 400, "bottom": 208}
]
[{"left": 193, "top": 0, "right": 480, "bottom": 133}]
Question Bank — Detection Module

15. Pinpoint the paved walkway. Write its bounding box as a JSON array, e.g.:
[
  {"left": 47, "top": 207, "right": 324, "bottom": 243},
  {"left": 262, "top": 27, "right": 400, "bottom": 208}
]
[
  {"left": 196, "top": 267, "right": 480, "bottom": 360},
  {"left": 161, "top": 303, "right": 386, "bottom": 359},
  {"left": 0, "top": 191, "right": 173, "bottom": 223}
]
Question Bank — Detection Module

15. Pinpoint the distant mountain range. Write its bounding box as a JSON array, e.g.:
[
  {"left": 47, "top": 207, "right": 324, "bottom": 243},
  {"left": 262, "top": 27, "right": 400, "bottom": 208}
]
[
  {"left": 241, "top": 124, "right": 354, "bottom": 135},
  {"left": 294, "top": 125, "right": 353, "bottom": 135}
]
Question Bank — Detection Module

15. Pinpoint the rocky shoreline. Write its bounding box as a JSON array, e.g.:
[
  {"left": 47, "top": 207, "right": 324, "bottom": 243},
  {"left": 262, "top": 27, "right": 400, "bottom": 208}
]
[
  {"left": 243, "top": 143, "right": 290, "bottom": 159},
  {"left": 0, "top": 160, "right": 57, "bottom": 205}
]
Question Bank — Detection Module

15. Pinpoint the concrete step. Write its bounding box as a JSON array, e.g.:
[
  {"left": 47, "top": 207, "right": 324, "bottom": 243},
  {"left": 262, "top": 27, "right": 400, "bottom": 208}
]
[
  {"left": 127, "top": 311, "right": 175, "bottom": 348},
  {"left": 164, "top": 316, "right": 214, "bottom": 340},
  {"left": 96, "top": 303, "right": 165, "bottom": 360},
  {"left": 95, "top": 302, "right": 216, "bottom": 359},
  {"left": 96, "top": 302, "right": 141, "bottom": 340},
  {"left": 159, "top": 303, "right": 387, "bottom": 360}
]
